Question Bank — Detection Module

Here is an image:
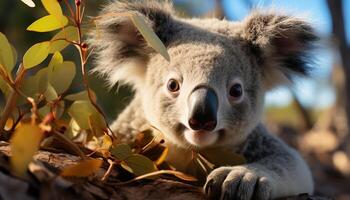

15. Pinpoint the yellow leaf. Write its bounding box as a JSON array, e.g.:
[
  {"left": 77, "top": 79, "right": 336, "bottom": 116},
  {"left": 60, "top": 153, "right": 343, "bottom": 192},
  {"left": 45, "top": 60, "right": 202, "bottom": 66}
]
[
  {"left": 23, "top": 42, "right": 50, "bottom": 69},
  {"left": 27, "top": 15, "right": 68, "bottom": 32},
  {"left": 0, "top": 32, "right": 15, "bottom": 73},
  {"left": 41, "top": 0, "right": 62, "bottom": 17},
  {"left": 10, "top": 124, "right": 44, "bottom": 177},
  {"left": 101, "top": 135, "right": 112, "bottom": 150},
  {"left": 48, "top": 61, "right": 76, "bottom": 94},
  {"left": 20, "top": 0, "right": 35, "bottom": 7},
  {"left": 122, "top": 154, "right": 157, "bottom": 176},
  {"left": 49, "top": 26, "right": 79, "bottom": 53},
  {"left": 61, "top": 159, "right": 103, "bottom": 177},
  {"left": 110, "top": 143, "right": 132, "bottom": 160},
  {"left": 130, "top": 14, "right": 170, "bottom": 61},
  {"left": 48, "top": 51, "right": 63, "bottom": 69}
]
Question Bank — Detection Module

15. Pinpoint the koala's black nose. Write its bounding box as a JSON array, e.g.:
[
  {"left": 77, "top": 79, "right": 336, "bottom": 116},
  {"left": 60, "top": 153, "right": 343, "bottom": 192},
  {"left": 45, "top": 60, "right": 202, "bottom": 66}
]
[{"left": 188, "top": 86, "right": 218, "bottom": 131}]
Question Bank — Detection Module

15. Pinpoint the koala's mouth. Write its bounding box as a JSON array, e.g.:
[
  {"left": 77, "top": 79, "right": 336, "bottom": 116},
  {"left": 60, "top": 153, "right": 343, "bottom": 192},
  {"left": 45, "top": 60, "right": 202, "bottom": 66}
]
[{"left": 183, "top": 128, "right": 225, "bottom": 148}]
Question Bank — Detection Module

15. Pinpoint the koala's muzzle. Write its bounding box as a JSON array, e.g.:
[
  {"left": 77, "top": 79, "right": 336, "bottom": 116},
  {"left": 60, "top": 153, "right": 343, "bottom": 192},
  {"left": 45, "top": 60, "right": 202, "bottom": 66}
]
[{"left": 188, "top": 87, "right": 218, "bottom": 131}]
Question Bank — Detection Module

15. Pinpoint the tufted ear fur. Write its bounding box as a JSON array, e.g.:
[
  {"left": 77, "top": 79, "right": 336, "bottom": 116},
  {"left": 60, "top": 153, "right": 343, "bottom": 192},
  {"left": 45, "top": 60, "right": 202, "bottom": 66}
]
[
  {"left": 240, "top": 11, "right": 319, "bottom": 89},
  {"left": 89, "top": 0, "right": 174, "bottom": 89}
]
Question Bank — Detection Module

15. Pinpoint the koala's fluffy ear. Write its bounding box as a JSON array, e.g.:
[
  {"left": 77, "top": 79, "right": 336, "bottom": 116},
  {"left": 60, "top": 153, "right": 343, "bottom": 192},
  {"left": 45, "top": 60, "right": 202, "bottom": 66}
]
[
  {"left": 240, "top": 11, "right": 319, "bottom": 89},
  {"left": 89, "top": 0, "right": 174, "bottom": 89}
]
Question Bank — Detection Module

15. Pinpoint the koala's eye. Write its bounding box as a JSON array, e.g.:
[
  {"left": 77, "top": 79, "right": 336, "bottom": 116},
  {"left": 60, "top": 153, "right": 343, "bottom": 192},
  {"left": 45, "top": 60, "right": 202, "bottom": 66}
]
[
  {"left": 229, "top": 83, "right": 243, "bottom": 100},
  {"left": 167, "top": 79, "right": 180, "bottom": 92}
]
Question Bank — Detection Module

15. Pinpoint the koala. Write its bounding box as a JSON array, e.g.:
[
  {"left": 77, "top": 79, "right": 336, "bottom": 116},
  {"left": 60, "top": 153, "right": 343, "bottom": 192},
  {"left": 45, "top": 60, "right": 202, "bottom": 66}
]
[{"left": 89, "top": 0, "right": 318, "bottom": 199}]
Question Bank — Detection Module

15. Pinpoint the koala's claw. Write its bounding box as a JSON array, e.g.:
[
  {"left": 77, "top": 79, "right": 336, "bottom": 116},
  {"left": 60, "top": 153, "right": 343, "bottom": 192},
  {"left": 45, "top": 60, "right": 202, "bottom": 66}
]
[{"left": 204, "top": 166, "right": 272, "bottom": 200}]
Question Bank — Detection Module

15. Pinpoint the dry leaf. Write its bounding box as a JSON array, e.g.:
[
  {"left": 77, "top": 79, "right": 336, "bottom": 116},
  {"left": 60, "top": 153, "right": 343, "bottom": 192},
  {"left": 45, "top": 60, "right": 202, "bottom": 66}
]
[
  {"left": 61, "top": 159, "right": 103, "bottom": 177},
  {"left": 10, "top": 124, "right": 44, "bottom": 177}
]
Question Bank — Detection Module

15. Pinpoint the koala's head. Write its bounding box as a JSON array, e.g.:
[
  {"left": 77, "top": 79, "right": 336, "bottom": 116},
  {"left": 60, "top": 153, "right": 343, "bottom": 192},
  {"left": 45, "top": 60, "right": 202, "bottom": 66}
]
[{"left": 90, "top": 1, "right": 318, "bottom": 149}]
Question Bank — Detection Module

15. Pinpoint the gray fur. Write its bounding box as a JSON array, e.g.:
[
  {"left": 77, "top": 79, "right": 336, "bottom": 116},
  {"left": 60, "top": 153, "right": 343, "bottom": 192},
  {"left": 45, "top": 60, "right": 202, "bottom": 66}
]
[{"left": 89, "top": 0, "right": 317, "bottom": 199}]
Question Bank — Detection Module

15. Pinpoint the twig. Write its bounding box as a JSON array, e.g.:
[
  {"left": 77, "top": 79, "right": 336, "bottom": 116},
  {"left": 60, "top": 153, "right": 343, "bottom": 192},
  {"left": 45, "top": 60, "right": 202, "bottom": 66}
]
[
  {"left": 52, "top": 130, "right": 86, "bottom": 159},
  {"left": 0, "top": 64, "right": 26, "bottom": 134},
  {"left": 101, "top": 159, "right": 114, "bottom": 182}
]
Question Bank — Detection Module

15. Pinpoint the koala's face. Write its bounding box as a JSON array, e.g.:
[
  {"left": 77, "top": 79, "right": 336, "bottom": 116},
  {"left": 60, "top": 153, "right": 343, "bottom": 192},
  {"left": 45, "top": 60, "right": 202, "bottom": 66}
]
[
  {"left": 91, "top": 1, "right": 317, "bottom": 149},
  {"left": 142, "top": 38, "right": 263, "bottom": 148}
]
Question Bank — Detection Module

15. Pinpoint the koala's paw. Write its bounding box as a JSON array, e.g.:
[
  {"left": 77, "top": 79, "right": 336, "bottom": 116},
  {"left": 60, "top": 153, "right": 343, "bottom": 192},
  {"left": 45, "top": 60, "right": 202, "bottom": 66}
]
[{"left": 204, "top": 166, "right": 272, "bottom": 200}]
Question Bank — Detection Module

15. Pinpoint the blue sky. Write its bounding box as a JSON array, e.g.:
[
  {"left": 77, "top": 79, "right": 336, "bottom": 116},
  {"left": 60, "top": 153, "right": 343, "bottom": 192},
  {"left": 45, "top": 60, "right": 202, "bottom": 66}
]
[{"left": 174, "top": 0, "right": 350, "bottom": 108}]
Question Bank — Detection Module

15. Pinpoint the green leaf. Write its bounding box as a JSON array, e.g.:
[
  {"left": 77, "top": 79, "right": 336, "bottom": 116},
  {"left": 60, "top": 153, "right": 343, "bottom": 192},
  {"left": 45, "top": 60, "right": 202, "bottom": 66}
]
[
  {"left": 64, "top": 91, "right": 89, "bottom": 101},
  {"left": 44, "top": 83, "right": 58, "bottom": 101},
  {"left": 20, "top": 0, "right": 35, "bottom": 7},
  {"left": 37, "top": 68, "right": 49, "bottom": 94},
  {"left": 23, "top": 42, "right": 50, "bottom": 69},
  {"left": 0, "top": 32, "right": 15, "bottom": 73},
  {"left": 21, "top": 67, "right": 48, "bottom": 102},
  {"left": 65, "top": 118, "right": 81, "bottom": 139},
  {"left": 0, "top": 79, "right": 10, "bottom": 98},
  {"left": 68, "top": 101, "right": 104, "bottom": 130},
  {"left": 49, "top": 26, "right": 79, "bottom": 53},
  {"left": 11, "top": 45, "right": 17, "bottom": 68},
  {"left": 110, "top": 144, "right": 132, "bottom": 160},
  {"left": 48, "top": 61, "right": 76, "bottom": 94},
  {"left": 130, "top": 14, "right": 170, "bottom": 61},
  {"left": 27, "top": 15, "right": 68, "bottom": 32},
  {"left": 41, "top": 0, "right": 62, "bottom": 16},
  {"left": 48, "top": 51, "right": 63, "bottom": 68},
  {"left": 122, "top": 154, "right": 157, "bottom": 176}
]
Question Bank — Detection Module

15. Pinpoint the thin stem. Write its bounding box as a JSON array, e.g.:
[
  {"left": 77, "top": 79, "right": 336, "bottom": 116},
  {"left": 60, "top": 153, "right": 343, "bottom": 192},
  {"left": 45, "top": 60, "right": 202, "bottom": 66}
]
[
  {"left": 0, "top": 65, "right": 26, "bottom": 134},
  {"left": 73, "top": 2, "right": 116, "bottom": 139}
]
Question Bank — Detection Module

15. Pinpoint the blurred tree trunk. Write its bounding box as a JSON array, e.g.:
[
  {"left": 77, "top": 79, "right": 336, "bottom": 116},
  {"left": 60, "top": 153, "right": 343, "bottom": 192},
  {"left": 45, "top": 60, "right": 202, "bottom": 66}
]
[
  {"left": 214, "top": 0, "right": 225, "bottom": 19},
  {"left": 327, "top": 0, "right": 350, "bottom": 139}
]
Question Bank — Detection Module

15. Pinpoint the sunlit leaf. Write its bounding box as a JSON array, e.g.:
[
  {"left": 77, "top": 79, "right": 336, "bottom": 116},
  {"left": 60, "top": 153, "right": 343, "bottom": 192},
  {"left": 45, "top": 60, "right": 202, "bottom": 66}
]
[
  {"left": 27, "top": 15, "right": 68, "bottom": 32},
  {"left": 130, "top": 14, "right": 170, "bottom": 61},
  {"left": 48, "top": 61, "right": 76, "bottom": 94},
  {"left": 101, "top": 135, "right": 112, "bottom": 150},
  {"left": 68, "top": 101, "right": 104, "bottom": 130},
  {"left": 110, "top": 143, "right": 132, "bottom": 160},
  {"left": 23, "top": 41, "right": 50, "bottom": 69},
  {"left": 10, "top": 124, "right": 44, "bottom": 177},
  {"left": 0, "top": 32, "right": 15, "bottom": 73},
  {"left": 49, "top": 26, "right": 79, "bottom": 53},
  {"left": 41, "top": 0, "right": 62, "bottom": 17},
  {"left": 121, "top": 154, "right": 157, "bottom": 176},
  {"left": 61, "top": 159, "right": 103, "bottom": 177},
  {"left": 65, "top": 91, "right": 89, "bottom": 101},
  {"left": 48, "top": 51, "right": 63, "bottom": 69},
  {"left": 65, "top": 118, "right": 81, "bottom": 139},
  {"left": 20, "top": 0, "right": 35, "bottom": 7}
]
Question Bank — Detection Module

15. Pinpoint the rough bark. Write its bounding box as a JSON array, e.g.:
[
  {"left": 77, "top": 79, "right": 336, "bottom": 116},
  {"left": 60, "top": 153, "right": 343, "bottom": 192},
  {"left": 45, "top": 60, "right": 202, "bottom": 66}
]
[
  {"left": 327, "top": 0, "right": 350, "bottom": 138},
  {"left": 0, "top": 143, "right": 332, "bottom": 200}
]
